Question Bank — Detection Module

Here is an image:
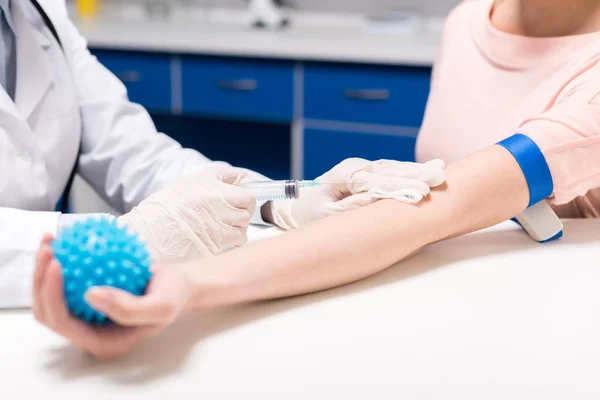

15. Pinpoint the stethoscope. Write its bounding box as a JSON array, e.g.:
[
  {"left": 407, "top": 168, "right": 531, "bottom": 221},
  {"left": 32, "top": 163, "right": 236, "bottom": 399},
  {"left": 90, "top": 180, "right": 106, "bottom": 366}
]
[
  {"left": 29, "top": 0, "right": 76, "bottom": 213},
  {"left": 30, "top": 0, "right": 62, "bottom": 48}
]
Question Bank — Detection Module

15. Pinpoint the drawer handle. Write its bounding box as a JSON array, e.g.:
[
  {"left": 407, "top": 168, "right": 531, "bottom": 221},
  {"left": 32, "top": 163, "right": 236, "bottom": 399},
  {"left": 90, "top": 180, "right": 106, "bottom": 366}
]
[
  {"left": 344, "top": 89, "right": 390, "bottom": 101},
  {"left": 118, "top": 71, "right": 141, "bottom": 83},
  {"left": 217, "top": 79, "right": 258, "bottom": 91}
]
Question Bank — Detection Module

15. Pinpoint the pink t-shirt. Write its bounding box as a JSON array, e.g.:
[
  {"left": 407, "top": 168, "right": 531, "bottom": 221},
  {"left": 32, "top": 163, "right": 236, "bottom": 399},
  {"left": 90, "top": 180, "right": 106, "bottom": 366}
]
[{"left": 416, "top": 0, "right": 600, "bottom": 218}]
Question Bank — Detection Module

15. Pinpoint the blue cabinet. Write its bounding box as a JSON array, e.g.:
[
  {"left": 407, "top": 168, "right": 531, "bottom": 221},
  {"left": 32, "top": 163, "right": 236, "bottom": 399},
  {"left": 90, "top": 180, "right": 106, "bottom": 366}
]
[
  {"left": 92, "top": 50, "right": 172, "bottom": 113},
  {"left": 90, "top": 46, "right": 433, "bottom": 181},
  {"left": 304, "top": 63, "right": 431, "bottom": 127},
  {"left": 181, "top": 56, "right": 295, "bottom": 122},
  {"left": 303, "top": 128, "right": 417, "bottom": 179}
]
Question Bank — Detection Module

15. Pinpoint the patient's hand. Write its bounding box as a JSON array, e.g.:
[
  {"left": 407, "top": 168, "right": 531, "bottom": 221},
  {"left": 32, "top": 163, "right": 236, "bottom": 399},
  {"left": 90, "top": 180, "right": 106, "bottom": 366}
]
[{"left": 32, "top": 235, "right": 193, "bottom": 361}]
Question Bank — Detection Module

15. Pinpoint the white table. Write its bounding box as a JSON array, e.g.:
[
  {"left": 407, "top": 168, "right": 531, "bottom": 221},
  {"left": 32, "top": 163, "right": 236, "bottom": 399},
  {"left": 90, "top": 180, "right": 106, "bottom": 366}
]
[
  {"left": 2, "top": 220, "right": 600, "bottom": 399},
  {"left": 73, "top": 9, "right": 442, "bottom": 66}
]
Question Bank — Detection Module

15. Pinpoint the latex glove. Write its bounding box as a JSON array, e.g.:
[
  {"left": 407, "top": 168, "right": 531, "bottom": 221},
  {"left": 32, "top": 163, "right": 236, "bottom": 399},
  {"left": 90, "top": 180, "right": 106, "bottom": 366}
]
[
  {"left": 118, "top": 167, "right": 256, "bottom": 263},
  {"left": 269, "top": 158, "right": 446, "bottom": 230},
  {"left": 33, "top": 235, "right": 192, "bottom": 361}
]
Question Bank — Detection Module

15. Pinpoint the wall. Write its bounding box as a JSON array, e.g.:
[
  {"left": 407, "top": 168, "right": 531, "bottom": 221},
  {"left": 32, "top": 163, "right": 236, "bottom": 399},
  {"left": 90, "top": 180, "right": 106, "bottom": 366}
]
[
  {"left": 115, "top": 0, "right": 460, "bottom": 17},
  {"left": 296, "top": 0, "right": 458, "bottom": 15},
  {"left": 215, "top": 0, "right": 459, "bottom": 16}
]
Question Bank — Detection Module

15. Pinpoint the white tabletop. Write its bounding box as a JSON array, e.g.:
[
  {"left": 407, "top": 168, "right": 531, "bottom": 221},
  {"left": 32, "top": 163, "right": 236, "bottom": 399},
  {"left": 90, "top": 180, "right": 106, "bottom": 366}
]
[
  {"left": 72, "top": 8, "right": 442, "bottom": 66},
  {"left": 2, "top": 219, "right": 600, "bottom": 399}
]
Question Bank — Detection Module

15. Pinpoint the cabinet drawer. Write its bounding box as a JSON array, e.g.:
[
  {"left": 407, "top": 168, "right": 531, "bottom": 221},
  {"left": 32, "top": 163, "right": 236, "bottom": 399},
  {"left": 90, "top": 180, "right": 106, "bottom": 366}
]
[
  {"left": 181, "top": 57, "right": 294, "bottom": 122},
  {"left": 303, "top": 128, "right": 416, "bottom": 179},
  {"left": 93, "top": 50, "right": 172, "bottom": 112},
  {"left": 304, "top": 63, "right": 431, "bottom": 127}
]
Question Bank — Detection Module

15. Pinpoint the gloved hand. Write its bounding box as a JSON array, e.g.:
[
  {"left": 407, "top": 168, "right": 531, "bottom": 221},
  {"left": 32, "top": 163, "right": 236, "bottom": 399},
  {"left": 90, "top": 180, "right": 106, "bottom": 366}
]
[
  {"left": 118, "top": 167, "right": 256, "bottom": 262},
  {"left": 269, "top": 158, "right": 446, "bottom": 230}
]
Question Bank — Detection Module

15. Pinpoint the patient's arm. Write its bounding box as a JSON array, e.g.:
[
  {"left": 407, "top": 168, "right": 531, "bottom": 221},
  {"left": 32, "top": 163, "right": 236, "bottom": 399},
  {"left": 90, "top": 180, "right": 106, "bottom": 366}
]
[
  {"left": 189, "top": 145, "right": 530, "bottom": 310},
  {"left": 30, "top": 144, "right": 532, "bottom": 360}
]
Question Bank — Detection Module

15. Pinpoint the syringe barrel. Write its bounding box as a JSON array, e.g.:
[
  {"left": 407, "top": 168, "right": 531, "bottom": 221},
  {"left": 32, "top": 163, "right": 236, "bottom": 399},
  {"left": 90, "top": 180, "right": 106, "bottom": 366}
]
[{"left": 240, "top": 180, "right": 300, "bottom": 201}]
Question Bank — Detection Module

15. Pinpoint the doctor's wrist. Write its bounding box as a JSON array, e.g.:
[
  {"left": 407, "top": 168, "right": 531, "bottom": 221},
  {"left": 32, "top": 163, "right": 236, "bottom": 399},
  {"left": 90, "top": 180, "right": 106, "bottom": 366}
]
[
  {"left": 268, "top": 200, "right": 297, "bottom": 231},
  {"left": 260, "top": 201, "right": 275, "bottom": 224}
]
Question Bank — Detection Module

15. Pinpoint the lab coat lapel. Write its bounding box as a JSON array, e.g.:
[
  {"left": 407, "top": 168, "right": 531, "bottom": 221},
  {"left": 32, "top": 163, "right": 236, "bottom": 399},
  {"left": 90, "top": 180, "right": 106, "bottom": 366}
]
[
  {"left": 13, "top": 0, "right": 53, "bottom": 121},
  {"left": 0, "top": 80, "right": 20, "bottom": 119}
]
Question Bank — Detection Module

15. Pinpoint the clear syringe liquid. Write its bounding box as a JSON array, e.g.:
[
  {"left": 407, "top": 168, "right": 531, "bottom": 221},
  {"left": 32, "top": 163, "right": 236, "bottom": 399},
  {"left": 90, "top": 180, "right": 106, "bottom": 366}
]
[{"left": 240, "top": 180, "right": 324, "bottom": 201}]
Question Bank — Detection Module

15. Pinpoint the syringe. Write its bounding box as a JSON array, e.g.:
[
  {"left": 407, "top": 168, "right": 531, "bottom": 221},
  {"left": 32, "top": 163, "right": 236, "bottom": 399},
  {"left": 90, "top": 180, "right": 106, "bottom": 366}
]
[{"left": 240, "top": 180, "right": 325, "bottom": 201}]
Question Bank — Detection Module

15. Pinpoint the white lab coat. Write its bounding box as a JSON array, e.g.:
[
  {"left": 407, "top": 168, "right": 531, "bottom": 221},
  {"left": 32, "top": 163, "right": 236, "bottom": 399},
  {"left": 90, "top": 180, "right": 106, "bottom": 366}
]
[{"left": 0, "top": 0, "right": 255, "bottom": 308}]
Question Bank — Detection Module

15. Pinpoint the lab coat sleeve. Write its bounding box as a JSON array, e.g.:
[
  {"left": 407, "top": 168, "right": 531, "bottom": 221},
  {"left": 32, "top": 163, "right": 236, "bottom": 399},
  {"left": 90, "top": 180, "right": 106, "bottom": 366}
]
[
  {"left": 0, "top": 208, "right": 60, "bottom": 308},
  {"left": 0, "top": 119, "right": 63, "bottom": 308},
  {"left": 59, "top": 16, "right": 220, "bottom": 214},
  {"left": 0, "top": 209, "right": 115, "bottom": 309},
  {"left": 52, "top": 5, "right": 271, "bottom": 221}
]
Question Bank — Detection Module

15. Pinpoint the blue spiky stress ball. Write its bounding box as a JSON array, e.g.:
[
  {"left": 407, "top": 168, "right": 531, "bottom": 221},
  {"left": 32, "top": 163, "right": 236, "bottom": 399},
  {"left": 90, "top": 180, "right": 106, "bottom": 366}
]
[{"left": 51, "top": 217, "right": 153, "bottom": 325}]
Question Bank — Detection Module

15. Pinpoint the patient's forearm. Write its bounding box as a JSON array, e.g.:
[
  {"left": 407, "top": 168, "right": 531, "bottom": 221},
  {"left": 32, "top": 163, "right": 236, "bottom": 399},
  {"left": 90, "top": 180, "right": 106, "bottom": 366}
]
[
  {"left": 426, "top": 145, "right": 530, "bottom": 240},
  {"left": 188, "top": 145, "right": 530, "bottom": 310}
]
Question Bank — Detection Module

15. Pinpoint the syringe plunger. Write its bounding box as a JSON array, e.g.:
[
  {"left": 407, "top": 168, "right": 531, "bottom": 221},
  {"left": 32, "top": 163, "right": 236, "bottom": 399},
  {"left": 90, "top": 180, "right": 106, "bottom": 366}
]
[{"left": 241, "top": 180, "right": 301, "bottom": 201}]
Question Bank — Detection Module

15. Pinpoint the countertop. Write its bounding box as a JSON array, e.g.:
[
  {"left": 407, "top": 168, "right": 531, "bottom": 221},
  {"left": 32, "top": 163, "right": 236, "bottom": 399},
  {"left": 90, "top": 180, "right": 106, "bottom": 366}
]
[
  {"left": 71, "top": 7, "right": 443, "bottom": 66},
  {"left": 2, "top": 219, "right": 600, "bottom": 399}
]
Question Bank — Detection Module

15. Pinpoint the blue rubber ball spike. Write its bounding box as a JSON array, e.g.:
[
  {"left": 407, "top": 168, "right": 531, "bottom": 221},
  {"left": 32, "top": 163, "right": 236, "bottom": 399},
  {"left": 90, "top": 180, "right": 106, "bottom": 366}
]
[{"left": 51, "top": 216, "right": 153, "bottom": 325}]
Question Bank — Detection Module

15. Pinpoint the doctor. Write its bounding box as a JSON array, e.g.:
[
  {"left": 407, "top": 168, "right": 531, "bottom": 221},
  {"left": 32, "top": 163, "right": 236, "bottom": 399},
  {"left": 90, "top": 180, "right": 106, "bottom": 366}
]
[{"left": 0, "top": 0, "right": 444, "bottom": 308}]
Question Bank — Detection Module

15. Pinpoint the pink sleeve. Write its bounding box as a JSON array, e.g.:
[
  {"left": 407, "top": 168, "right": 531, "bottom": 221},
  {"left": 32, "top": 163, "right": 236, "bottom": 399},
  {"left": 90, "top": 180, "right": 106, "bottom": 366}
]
[{"left": 518, "top": 65, "right": 600, "bottom": 205}]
